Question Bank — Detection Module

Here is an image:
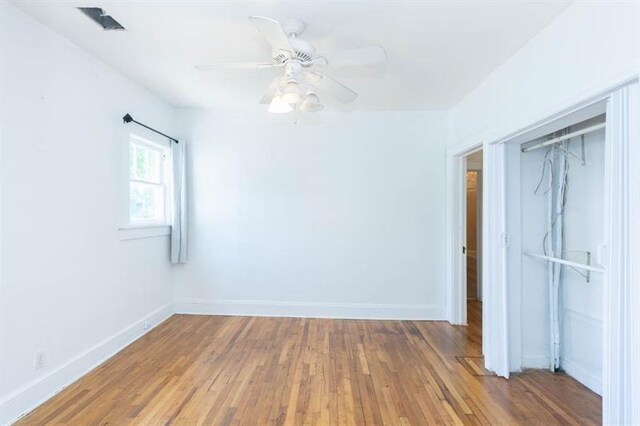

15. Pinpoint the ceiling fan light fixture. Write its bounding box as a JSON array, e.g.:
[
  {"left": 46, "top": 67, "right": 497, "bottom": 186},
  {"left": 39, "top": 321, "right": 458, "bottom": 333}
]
[
  {"left": 195, "top": 17, "right": 384, "bottom": 112},
  {"left": 281, "top": 80, "right": 303, "bottom": 104},
  {"left": 268, "top": 95, "right": 293, "bottom": 114},
  {"left": 300, "top": 92, "right": 324, "bottom": 112}
]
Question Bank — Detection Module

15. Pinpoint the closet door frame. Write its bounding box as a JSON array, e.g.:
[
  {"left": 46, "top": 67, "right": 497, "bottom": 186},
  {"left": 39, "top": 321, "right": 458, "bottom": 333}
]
[
  {"left": 602, "top": 82, "right": 640, "bottom": 424},
  {"left": 494, "top": 78, "right": 639, "bottom": 423},
  {"left": 447, "top": 76, "right": 640, "bottom": 421},
  {"left": 446, "top": 142, "right": 481, "bottom": 327},
  {"left": 447, "top": 139, "right": 511, "bottom": 377}
]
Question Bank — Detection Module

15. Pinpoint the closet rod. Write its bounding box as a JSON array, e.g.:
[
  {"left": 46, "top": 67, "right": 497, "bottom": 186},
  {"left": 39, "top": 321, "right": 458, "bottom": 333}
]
[
  {"left": 522, "top": 122, "right": 605, "bottom": 153},
  {"left": 524, "top": 252, "right": 605, "bottom": 273}
]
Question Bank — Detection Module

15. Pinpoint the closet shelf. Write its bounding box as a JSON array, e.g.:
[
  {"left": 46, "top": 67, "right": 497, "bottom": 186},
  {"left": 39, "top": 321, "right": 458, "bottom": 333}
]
[{"left": 524, "top": 252, "right": 605, "bottom": 273}]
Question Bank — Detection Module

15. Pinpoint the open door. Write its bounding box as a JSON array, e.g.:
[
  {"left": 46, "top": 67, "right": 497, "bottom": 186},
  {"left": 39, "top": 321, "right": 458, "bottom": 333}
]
[{"left": 465, "top": 151, "right": 483, "bottom": 338}]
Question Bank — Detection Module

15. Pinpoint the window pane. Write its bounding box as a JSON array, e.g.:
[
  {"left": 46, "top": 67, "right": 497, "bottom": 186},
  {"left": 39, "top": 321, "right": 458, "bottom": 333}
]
[
  {"left": 130, "top": 181, "right": 165, "bottom": 222},
  {"left": 147, "top": 149, "right": 160, "bottom": 182},
  {"left": 129, "top": 143, "right": 136, "bottom": 179},
  {"left": 130, "top": 141, "right": 162, "bottom": 183}
]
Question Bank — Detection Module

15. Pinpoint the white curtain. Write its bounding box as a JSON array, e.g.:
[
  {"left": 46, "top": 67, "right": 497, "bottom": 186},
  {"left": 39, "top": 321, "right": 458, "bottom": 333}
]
[
  {"left": 602, "top": 83, "right": 640, "bottom": 424},
  {"left": 170, "top": 140, "right": 187, "bottom": 264}
]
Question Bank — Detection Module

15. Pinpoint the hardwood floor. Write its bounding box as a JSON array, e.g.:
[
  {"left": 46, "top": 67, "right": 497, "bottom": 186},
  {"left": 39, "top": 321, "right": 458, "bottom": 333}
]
[{"left": 17, "top": 302, "right": 601, "bottom": 425}]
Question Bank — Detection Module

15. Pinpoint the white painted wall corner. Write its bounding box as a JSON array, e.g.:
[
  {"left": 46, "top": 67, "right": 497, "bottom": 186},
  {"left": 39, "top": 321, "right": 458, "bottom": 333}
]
[
  {"left": 0, "top": 304, "right": 174, "bottom": 425},
  {"left": 563, "top": 360, "right": 602, "bottom": 396}
]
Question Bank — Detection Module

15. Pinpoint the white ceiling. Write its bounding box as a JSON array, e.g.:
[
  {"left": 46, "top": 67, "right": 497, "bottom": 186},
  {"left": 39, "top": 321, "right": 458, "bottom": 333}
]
[{"left": 12, "top": 0, "right": 571, "bottom": 111}]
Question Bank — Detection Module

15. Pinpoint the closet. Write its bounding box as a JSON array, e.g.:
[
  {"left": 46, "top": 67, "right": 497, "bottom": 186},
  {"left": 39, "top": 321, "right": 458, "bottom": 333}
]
[{"left": 517, "top": 109, "right": 606, "bottom": 395}]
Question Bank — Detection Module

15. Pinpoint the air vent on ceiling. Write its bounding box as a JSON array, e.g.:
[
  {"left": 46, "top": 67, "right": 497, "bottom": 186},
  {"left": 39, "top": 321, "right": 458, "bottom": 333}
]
[{"left": 78, "top": 7, "right": 125, "bottom": 31}]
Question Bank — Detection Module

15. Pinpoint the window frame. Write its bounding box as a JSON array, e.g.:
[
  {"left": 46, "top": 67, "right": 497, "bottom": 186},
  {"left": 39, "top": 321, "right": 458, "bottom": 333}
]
[
  {"left": 119, "top": 127, "right": 172, "bottom": 240},
  {"left": 128, "top": 134, "right": 170, "bottom": 225}
]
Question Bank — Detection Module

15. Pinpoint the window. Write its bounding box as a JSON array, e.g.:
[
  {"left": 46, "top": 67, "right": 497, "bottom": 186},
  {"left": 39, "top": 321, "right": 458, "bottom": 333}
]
[{"left": 127, "top": 134, "right": 170, "bottom": 226}]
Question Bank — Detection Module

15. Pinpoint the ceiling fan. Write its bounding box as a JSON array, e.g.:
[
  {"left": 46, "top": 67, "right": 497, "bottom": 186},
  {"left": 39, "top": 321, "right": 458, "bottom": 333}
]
[{"left": 195, "top": 16, "right": 387, "bottom": 113}]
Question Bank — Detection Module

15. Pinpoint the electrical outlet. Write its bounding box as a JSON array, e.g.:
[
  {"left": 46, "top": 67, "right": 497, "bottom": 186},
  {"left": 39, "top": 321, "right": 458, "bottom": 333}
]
[
  {"left": 34, "top": 351, "right": 45, "bottom": 370},
  {"left": 143, "top": 320, "right": 150, "bottom": 331}
]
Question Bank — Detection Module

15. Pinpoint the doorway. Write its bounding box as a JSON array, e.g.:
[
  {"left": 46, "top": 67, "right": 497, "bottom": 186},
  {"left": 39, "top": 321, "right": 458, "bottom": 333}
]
[{"left": 464, "top": 150, "right": 483, "bottom": 334}]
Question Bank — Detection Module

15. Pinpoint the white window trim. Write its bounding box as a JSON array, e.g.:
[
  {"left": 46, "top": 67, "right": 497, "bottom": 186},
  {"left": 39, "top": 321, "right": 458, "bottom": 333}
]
[
  {"left": 119, "top": 124, "right": 173, "bottom": 241},
  {"left": 118, "top": 225, "right": 171, "bottom": 241}
]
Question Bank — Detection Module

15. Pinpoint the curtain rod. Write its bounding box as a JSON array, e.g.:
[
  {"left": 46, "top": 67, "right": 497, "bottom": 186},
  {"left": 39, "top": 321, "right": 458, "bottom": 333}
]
[
  {"left": 122, "top": 113, "right": 179, "bottom": 144},
  {"left": 522, "top": 122, "right": 605, "bottom": 153}
]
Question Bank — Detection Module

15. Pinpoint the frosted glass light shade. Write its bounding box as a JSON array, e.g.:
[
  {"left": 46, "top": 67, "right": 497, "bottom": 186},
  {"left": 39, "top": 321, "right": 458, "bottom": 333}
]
[
  {"left": 268, "top": 96, "right": 293, "bottom": 114},
  {"left": 300, "top": 93, "right": 324, "bottom": 112},
  {"left": 281, "top": 81, "right": 303, "bottom": 104}
]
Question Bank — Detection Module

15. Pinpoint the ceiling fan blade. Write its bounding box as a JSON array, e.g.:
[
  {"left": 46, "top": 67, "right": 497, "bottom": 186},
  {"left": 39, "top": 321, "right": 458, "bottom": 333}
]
[
  {"left": 303, "top": 72, "right": 357, "bottom": 104},
  {"left": 259, "top": 75, "right": 283, "bottom": 104},
  {"left": 319, "top": 46, "right": 387, "bottom": 68},
  {"left": 195, "top": 62, "right": 277, "bottom": 71},
  {"left": 249, "top": 16, "right": 292, "bottom": 53}
]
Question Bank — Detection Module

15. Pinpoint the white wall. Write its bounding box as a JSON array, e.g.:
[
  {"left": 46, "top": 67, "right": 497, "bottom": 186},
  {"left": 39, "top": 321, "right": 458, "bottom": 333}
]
[
  {"left": 450, "top": 1, "right": 640, "bottom": 146},
  {"left": 173, "top": 110, "right": 448, "bottom": 319},
  {"left": 0, "top": 3, "right": 176, "bottom": 423},
  {"left": 520, "top": 127, "right": 605, "bottom": 394},
  {"left": 560, "top": 130, "right": 604, "bottom": 391}
]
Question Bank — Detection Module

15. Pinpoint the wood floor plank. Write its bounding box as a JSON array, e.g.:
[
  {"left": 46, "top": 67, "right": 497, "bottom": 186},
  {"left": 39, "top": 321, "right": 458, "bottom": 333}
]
[{"left": 16, "top": 300, "right": 601, "bottom": 425}]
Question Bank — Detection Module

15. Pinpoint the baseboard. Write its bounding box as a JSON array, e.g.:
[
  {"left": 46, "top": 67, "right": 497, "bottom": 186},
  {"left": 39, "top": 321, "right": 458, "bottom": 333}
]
[
  {"left": 0, "top": 303, "right": 174, "bottom": 425},
  {"left": 562, "top": 359, "right": 602, "bottom": 396},
  {"left": 521, "top": 355, "right": 551, "bottom": 369},
  {"left": 174, "top": 298, "right": 446, "bottom": 320}
]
